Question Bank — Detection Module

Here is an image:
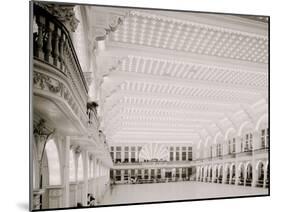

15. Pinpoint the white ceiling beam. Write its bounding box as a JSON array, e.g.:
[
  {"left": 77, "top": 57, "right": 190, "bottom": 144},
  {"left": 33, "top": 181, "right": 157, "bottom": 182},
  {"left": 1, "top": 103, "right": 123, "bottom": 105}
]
[
  {"left": 106, "top": 70, "right": 266, "bottom": 93},
  {"left": 105, "top": 89, "right": 260, "bottom": 105},
  {"left": 103, "top": 42, "right": 267, "bottom": 73}
]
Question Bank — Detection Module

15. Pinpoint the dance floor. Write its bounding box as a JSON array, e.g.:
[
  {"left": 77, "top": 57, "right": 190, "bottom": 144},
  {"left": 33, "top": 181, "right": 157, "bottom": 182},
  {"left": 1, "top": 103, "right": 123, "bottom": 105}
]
[{"left": 99, "top": 181, "right": 268, "bottom": 205}]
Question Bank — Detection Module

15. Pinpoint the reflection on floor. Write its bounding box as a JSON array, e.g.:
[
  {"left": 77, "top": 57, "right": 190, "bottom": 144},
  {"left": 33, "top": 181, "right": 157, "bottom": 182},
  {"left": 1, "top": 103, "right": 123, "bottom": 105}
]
[{"left": 100, "top": 181, "right": 268, "bottom": 205}]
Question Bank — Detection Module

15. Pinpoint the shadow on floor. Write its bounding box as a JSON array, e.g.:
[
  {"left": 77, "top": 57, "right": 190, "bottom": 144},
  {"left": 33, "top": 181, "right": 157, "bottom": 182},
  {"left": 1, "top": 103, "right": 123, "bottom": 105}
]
[{"left": 16, "top": 202, "right": 29, "bottom": 211}]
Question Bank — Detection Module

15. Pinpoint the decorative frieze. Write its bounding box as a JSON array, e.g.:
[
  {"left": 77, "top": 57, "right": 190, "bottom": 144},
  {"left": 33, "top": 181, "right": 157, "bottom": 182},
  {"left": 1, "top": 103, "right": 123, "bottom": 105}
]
[{"left": 33, "top": 71, "right": 88, "bottom": 126}]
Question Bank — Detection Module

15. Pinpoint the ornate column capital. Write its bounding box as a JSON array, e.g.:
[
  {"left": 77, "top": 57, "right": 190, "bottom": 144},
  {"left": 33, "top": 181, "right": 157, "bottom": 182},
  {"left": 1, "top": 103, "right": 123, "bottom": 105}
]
[
  {"left": 33, "top": 119, "right": 56, "bottom": 162},
  {"left": 35, "top": 2, "right": 79, "bottom": 32}
]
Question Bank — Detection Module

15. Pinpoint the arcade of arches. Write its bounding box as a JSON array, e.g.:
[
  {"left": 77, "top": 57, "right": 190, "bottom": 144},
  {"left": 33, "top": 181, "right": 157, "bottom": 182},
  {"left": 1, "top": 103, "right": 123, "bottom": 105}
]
[{"left": 31, "top": 2, "right": 269, "bottom": 210}]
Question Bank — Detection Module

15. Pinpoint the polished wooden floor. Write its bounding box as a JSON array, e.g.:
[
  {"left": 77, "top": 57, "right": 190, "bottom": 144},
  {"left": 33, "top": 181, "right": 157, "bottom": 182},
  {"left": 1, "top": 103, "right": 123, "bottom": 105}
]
[{"left": 100, "top": 181, "right": 268, "bottom": 205}]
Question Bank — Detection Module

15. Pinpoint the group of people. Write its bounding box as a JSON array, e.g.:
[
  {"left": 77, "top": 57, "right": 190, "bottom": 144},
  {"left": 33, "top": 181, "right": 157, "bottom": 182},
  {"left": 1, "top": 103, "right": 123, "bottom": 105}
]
[
  {"left": 87, "top": 193, "right": 96, "bottom": 206},
  {"left": 76, "top": 193, "right": 96, "bottom": 208}
]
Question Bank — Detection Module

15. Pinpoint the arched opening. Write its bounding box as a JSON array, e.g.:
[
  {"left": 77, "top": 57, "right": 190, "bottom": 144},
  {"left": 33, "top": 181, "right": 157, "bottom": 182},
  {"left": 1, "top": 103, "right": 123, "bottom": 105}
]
[
  {"left": 205, "top": 167, "right": 208, "bottom": 182},
  {"left": 197, "top": 167, "right": 201, "bottom": 181},
  {"left": 209, "top": 167, "right": 212, "bottom": 182},
  {"left": 231, "top": 164, "right": 236, "bottom": 184},
  {"left": 201, "top": 167, "right": 204, "bottom": 182},
  {"left": 225, "top": 165, "right": 230, "bottom": 184},
  {"left": 45, "top": 139, "right": 61, "bottom": 185},
  {"left": 40, "top": 139, "right": 61, "bottom": 209},
  {"left": 246, "top": 163, "right": 253, "bottom": 186},
  {"left": 225, "top": 128, "right": 236, "bottom": 155},
  {"left": 215, "top": 166, "right": 219, "bottom": 183},
  {"left": 218, "top": 166, "right": 223, "bottom": 183},
  {"left": 256, "top": 162, "right": 264, "bottom": 187},
  {"left": 238, "top": 163, "right": 245, "bottom": 185}
]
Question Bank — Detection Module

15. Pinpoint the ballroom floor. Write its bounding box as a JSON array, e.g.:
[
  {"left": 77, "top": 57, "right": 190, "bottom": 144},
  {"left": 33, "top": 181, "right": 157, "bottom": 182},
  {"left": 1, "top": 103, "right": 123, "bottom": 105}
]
[{"left": 99, "top": 181, "right": 268, "bottom": 205}]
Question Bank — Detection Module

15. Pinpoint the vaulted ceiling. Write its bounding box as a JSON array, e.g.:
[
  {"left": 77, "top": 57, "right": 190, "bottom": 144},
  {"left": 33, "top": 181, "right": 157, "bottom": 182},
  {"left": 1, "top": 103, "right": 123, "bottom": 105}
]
[{"left": 81, "top": 6, "right": 268, "bottom": 144}]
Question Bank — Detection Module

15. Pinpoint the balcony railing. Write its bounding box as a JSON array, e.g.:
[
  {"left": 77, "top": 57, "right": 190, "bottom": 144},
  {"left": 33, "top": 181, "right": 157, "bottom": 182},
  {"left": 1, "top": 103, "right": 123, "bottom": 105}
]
[
  {"left": 113, "top": 160, "right": 193, "bottom": 166},
  {"left": 33, "top": 5, "right": 92, "bottom": 129},
  {"left": 236, "top": 150, "right": 253, "bottom": 157},
  {"left": 254, "top": 147, "right": 269, "bottom": 154}
]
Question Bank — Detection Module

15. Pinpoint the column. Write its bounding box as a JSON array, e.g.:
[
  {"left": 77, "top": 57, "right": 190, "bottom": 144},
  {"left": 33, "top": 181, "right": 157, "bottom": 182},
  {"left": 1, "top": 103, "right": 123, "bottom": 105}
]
[
  {"left": 252, "top": 131, "right": 259, "bottom": 151},
  {"left": 82, "top": 150, "right": 88, "bottom": 206},
  {"left": 235, "top": 161, "right": 239, "bottom": 185},
  {"left": 161, "top": 168, "right": 165, "bottom": 180},
  {"left": 264, "top": 163, "right": 268, "bottom": 188},
  {"left": 113, "top": 148, "right": 116, "bottom": 163},
  {"left": 222, "top": 165, "right": 226, "bottom": 184},
  {"left": 121, "top": 170, "right": 124, "bottom": 183},
  {"left": 113, "top": 170, "right": 116, "bottom": 183},
  {"left": 229, "top": 166, "right": 232, "bottom": 185},
  {"left": 62, "top": 136, "right": 70, "bottom": 207},
  {"left": 121, "top": 147, "right": 124, "bottom": 162},
  {"left": 211, "top": 166, "right": 215, "bottom": 183},
  {"left": 172, "top": 168, "right": 176, "bottom": 181},
  {"left": 179, "top": 168, "right": 182, "bottom": 181},
  {"left": 179, "top": 148, "right": 182, "bottom": 161},
  {"left": 92, "top": 156, "right": 97, "bottom": 197},
  {"left": 252, "top": 131, "right": 259, "bottom": 187}
]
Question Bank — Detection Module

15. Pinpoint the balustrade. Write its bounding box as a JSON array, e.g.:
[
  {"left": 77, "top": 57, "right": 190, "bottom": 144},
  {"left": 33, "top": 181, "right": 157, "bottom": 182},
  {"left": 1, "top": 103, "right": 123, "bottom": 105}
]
[{"left": 33, "top": 5, "right": 101, "bottom": 130}]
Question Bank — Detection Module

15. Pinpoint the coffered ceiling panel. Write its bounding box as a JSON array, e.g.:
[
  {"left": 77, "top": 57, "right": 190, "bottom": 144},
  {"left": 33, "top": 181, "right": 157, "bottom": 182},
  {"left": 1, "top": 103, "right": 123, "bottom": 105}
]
[{"left": 83, "top": 6, "right": 269, "bottom": 144}]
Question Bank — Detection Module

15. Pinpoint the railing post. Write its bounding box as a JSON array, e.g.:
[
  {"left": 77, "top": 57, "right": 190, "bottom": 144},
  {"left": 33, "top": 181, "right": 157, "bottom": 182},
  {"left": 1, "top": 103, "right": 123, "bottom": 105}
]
[
  {"left": 59, "top": 33, "right": 66, "bottom": 72},
  {"left": 35, "top": 15, "right": 45, "bottom": 59},
  {"left": 53, "top": 27, "right": 61, "bottom": 68},
  {"left": 45, "top": 21, "right": 55, "bottom": 64}
]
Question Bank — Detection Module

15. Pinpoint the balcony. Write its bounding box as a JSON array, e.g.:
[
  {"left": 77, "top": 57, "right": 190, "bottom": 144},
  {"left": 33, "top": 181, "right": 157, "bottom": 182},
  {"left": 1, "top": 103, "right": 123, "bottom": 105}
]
[
  {"left": 112, "top": 160, "right": 196, "bottom": 169},
  {"left": 254, "top": 147, "right": 269, "bottom": 155},
  {"left": 32, "top": 5, "right": 95, "bottom": 135},
  {"left": 236, "top": 150, "right": 253, "bottom": 157}
]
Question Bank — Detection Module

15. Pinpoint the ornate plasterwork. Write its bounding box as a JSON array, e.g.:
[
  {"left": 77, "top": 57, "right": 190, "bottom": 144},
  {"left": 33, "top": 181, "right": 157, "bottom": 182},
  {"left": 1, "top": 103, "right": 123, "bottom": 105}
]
[
  {"left": 33, "top": 71, "right": 88, "bottom": 126},
  {"left": 114, "top": 55, "right": 267, "bottom": 89},
  {"left": 109, "top": 10, "right": 268, "bottom": 63},
  {"left": 33, "top": 119, "right": 56, "bottom": 161},
  {"left": 95, "top": 16, "right": 124, "bottom": 41},
  {"left": 35, "top": 2, "right": 79, "bottom": 32}
]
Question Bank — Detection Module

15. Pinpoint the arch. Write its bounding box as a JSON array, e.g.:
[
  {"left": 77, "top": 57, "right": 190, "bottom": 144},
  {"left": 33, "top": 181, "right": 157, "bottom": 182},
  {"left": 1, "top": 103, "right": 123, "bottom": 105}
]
[
  {"left": 245, "top": 161, "right": 252, "bottom": 170},
  {"left": 255, "top": 160, "right": 265, "bottom": 171},
  {"left": 215, "top": 165, "right": 219, "bottom": 179},
  {"left": 245, "top": 163, "right": 253, "bottom": 186},
  {"left": 197, "top": 140, "right": 202, "bottom": 150},
  {"left": 230, "top": 163, "right": 236, "bottom": 179},
  {"left": 238, "top": 121, "right": 253, "bottom": 136},
  {"left": 77, "top": 154, "right": 84, "bottom": 182},
  {"left": 218, "top": 165, "right": 223, "bottom": 183},
  {"left": 224, "top": 127, "right": 236, "bottom": 140},
  {"left": 225, "top": 164, "right": 231, "bottom": 183},
  {"left": 69, "top": 149, "right": 76, "bottom": 182},
  {"left": 255, "top": 113, "right": 268, "bottom": 131},
  {"left": 204, "top": 136, "right": 212, "bottom": 147},
  {"left": 238, "top": 162, "right": 245, "bottom": 185},
  {"left": 257, "top": 161, "right": 265, "bottom": 185},
  {"left": 45, "top": 139, "right": 61, "bottom": 185},
  {"left": 214, "top": 132, "right": 223, "bottom": 144}
]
